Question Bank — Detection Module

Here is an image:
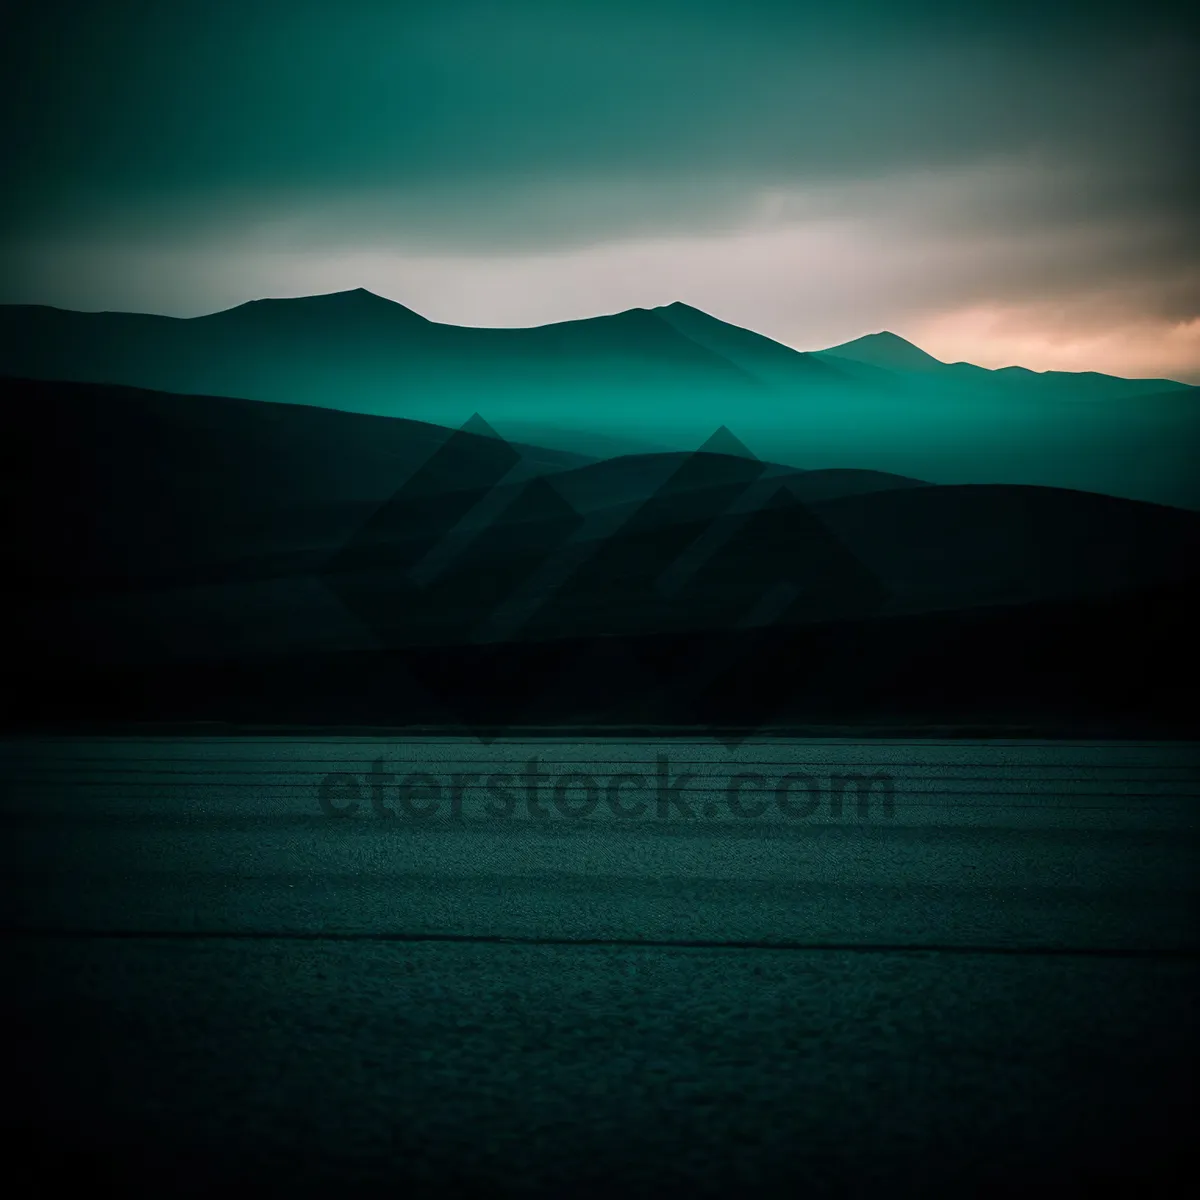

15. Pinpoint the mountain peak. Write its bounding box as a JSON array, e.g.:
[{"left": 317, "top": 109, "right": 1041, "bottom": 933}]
[
  {"left": 460, "top": 412, "right": 503, "bottom": 440},
  {"left": 211, "top": 288, "right": 428, "bottom": 321},
  {"left": 820, "top": 330, "right": 946, "bottom": 372},
  {"left": 313, "top": 287, "right": 384, "bottom": 300},
  {"left": 652, "top": 300, "right": 741, "bottom": 326},
  {"left": 697, "top": 425, "right": 758, "bottom": 460},
  {"left": 311, "top": 287, "right": 425, "bottom": 313}
]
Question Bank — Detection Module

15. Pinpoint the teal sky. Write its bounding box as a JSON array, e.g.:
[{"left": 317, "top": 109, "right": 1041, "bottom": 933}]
[{"left": 2, "top": 0, "right": 1196, "bottom": 379}]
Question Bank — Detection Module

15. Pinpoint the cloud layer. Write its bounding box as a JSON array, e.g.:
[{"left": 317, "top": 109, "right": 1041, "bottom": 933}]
[{"left": 2, "top": 0, "right": 1196, "bottom": 378}]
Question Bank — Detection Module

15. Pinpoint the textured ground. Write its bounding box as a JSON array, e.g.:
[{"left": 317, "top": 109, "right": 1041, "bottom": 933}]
[
  {"left": 6, "top": 939, "right": 1197, "bottom": 1197},
  {"left": 3, "top": 736, "right": 1196, "bottom": 1196}
]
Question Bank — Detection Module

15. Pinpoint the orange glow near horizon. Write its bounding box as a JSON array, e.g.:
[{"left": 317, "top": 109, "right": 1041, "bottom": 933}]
[{"left": 910, "top": 308, "right": 1200, "bottom": 383}]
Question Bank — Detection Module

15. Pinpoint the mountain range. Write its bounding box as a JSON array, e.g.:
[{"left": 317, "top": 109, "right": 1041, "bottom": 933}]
[
  {"left": 4, "top": 290, "right": 1197, "bottom": 733},
  {"left": 1, "top": 289, "right": 1196, "bottom": 508},
  {"left": 5, "top": 372, "right": 1198, "bottom": 735}
]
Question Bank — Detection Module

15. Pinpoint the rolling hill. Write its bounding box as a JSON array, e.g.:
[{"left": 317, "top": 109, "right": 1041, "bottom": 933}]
[
  {"left": 1, "top": 290, "right": 1196, "bottom": 508},
  {"left": 6, "top": 373, "right": 1198, "bottom": 734}
]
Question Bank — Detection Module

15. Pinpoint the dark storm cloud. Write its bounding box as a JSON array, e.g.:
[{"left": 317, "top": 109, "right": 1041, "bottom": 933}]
[
  {"left": 0, "top": 0, "right": 1195, "bottom": 381},
  {"left": 1, "top": 0, "right": 1194, "bottom": 244}
]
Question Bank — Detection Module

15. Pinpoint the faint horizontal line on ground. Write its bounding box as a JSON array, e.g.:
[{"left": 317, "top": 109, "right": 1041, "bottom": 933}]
[{"left": 2, "top": 927, "right": 1198, "bottom": 958}]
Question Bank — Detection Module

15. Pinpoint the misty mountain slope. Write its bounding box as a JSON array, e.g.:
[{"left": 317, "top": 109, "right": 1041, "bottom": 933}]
[
  {"left": 536, "top": 455, "right": 929, "bottom": 514},
  {"left": 490, "top": 482, "right": 1200, "bottom": 643},
  {"left": 0, "top": 374, "right": 589, "bottom": 489},
  {"left": 1, "top": 376, "right": 590, "bottom": 585},
  {"left": 820, "top": 330, "right": 949, "bottom": 373},
  {"left": 806, "top": 483, "right": 1200, "bottom": 612},
  {"left": 8, "top": 373, "right": 1196, "bottom": 609},
  {"left": 652, "top": 301, "right": 859, "bottom": 388},
  {"left": 0, "top": 291, "right": 769, "bottom": 417},
  {"left": 465, "top": 305, "right": 764, "bottom": 382},
  {"left": 447, "top": 463, "right": 932, "bottom": 559},
  {"left": 9, "top": 373, "right": 1198, "bottom": 674},
  {"left": 797, "top": 353, "right": 912, "bottom": 390},
  {"left": 482, "top": 423, "right": 681, "bottom": 461},
  {"left": 533, "top": 450, "right": 802, "bottom": 514},
  {"left": 700, "top": 385, "right": 1200, "bottom": 510},
  {"left": 2, "top": 292, "right": 1196, "bottom": 509},
  {"left": 815, "top": 332, "right": 1197, "bottom": 401},
  {"left": 4, "top": 290, "right": 1192, "bottom": 409},
  {"left": 782, "top": 468, "right": 930, "bottom": 502}
]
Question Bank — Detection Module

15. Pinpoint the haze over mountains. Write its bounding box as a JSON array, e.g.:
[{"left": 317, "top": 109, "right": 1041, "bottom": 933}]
[
  {"left": 4, "top": 288, "right": 1198, "bottom": 732},
  {"left": 1, "top": 289, "right": 1197, "bottom": 508},
  {"left": 5, "top": 373, "right": 1199, "bottom": 738}
]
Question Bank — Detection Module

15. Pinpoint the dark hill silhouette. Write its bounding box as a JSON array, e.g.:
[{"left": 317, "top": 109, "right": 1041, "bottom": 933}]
[
  {"left": 816, "top": 332, "right": 1195, "bottom": 400},
  {"left": 207, "top": 286, "right": 431, "bottom": 326},
  {"left": 545, "top": 454, "right": 931, "bottom": 511},
  {"left": 784, "top": 468, "right": 929, "bottom": 503},
  {"left": 653, "top": 301, "right": 856, "bottom": 387},
  {"left": 2, "top": 374, "right": 922, "bottom": 587},
  {"left": 518, "top": 451, "right": 798, "bottom": 515},
  {"left": 816, "top": 331, "right": 1190, "bottom": 396},
  {"left": 808, "top": 483, "right": 1200, "bottom": 612},
  {"left": 2, "top": 290, "right": 1192, "bottom": 403},
  {"left": 819, "top": 330, "right": 949, "bottom": 373},
  {"left": 7, "top": 374, "right": 1198, "bottom": 672},
  {"left": 6, "top": 373, "right": 1198, "bottom": 735},
  {"left": 2, "top": 375, "right": 588, "bottom": 587},
  {"left": 9, "top": 577, "right": 1197, "bottom": 737},
  {"left": 492, "top": 482, "right": 1200, "bottom": 642},
  {"left": 2, "top": 291, "right": 1196, "bottom": 508},
  {"left": 469, "top": 423, "right": 679, "bottom": 461},
  {"left": 0, "top": 290, "right": 766, "bottom": 415}
]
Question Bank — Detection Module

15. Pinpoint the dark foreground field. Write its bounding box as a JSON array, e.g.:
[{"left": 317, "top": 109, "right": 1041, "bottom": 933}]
[
  {"left": 10, "top": 576, "right": 1198, "bottom": 738},
  {"left": 3, "top": 735, "right": 1196, "bottom": 1196},
  {"left": 8, "top": 937, "right": 1196, "bottom": 1198}
]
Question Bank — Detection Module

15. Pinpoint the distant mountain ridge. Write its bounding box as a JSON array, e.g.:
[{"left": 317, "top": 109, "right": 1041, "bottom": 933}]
[
  {"left": 7, "top": 373, "right": 1196, "bottom": 617},
  {"left": 1, "top": 290, "right": 1197, "bottom": 509},
  {"left": 815, "top": 328, "right": 1193, "bottom": 399},
  {"left": 819, "top": 330, "right": 951, "bottom": 373},
  {"left": 2, "top": 288, "right": 1191, "bottom": 397}
]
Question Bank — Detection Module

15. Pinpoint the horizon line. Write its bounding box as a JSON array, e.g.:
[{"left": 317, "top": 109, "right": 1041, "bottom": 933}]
[{"left": 2, "top": 287, "right": 1196, "bottom": 388}]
